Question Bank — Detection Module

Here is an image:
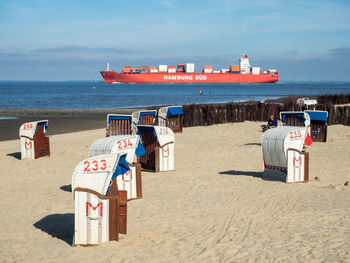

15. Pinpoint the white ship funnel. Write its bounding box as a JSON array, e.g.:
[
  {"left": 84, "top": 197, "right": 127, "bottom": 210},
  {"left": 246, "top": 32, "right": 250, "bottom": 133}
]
[{"left": 106, "top": 62, "right": 110, "bottom": 71}]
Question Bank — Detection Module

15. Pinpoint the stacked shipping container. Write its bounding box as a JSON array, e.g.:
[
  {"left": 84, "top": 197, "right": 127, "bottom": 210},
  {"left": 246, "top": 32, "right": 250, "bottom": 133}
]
[
  {"left": 159, "top": 65, "right": 167, "bottom": 73},
  {"left": 168, "top": 65, "right": 176, "bottom": 73},
  {"left": 230, "top": 65, "right": 240, "bottom": 73},
  {"left": 177, "top": 64, "right": 186, "bottom": 73},
  {"left": 141, "top": 66, "right": 149, "bottom": 73},
  {"left": 203, "top": 65, "right": 213, "bottom": 73},
  {"left": 252, "top": 67, "right": 261, "bottom": 75},
  {"left": 132, "top": 67, "right": 140, "bottom": 73},
  {"left": 122, "top": 66, "right": 131, "bottom": 73},
  {"left": 185, "top": 63, "right": 195, "bottom": 73},
  {"left": 150, "top": 67, "right": 158, "bottom": 73}
]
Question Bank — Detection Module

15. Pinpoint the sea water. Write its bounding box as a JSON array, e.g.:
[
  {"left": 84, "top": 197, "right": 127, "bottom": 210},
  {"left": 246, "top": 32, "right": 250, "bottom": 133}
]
[{"left": 0, "top": 81, "right": 349, "bottom": 109}]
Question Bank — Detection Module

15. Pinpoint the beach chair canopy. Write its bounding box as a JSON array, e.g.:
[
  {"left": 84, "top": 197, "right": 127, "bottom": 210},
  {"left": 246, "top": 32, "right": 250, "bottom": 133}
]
[
  {"left": 137, "top": 125, "right": 175, "bottom": 147},
  {"left": 262, "top": 126, "right": 308, "bottom": 168},
  {"left": 88, "top": 135, "right": 145, "bottom": 163},
  {"left": 139, "top": 110, "right": 156, "bottom": 120},
  {"left": 72, "top": 153, "right": 129, "bottom": 196},
  {"left": 166, "top": 106, "right": 184, "bottom": 117},
  {"left": 19, "top": 120, "right": 48, "bottom": 138},
  {"left": 107, "top": 114, "right": 133, "bottom": 125},
  {"left": 304, "top": 110, "right": 328, "bottom": 122},
  {"left": 280, "top": 111, "right": 311, "bottom": 127},
  {"left": 158, "top": 105, "right": 183, "bottom": 118},
  {"left": 280, "top": 112, "right": 306, "bottom": 122}
]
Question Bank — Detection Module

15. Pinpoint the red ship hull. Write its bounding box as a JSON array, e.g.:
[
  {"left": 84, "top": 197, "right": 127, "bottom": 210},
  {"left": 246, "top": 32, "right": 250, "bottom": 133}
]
[{"left": 100, "top": 71, "right": 279, "bottom": 84}]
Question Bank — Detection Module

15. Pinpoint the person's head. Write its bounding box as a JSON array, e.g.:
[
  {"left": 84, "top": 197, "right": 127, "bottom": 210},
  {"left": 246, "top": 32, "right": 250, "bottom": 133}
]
[{"left": 270, "top": 115, "right": 274, "bottom": 120}]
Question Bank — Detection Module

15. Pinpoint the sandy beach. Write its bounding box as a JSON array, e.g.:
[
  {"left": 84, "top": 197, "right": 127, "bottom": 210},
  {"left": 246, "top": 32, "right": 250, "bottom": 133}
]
[{"left": 1, "top": 121, "right": 350, "bottom": 262}]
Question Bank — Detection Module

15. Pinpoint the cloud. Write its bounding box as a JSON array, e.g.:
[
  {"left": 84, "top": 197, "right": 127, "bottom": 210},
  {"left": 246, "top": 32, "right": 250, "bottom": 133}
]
[
  {"left": 285, "top": 50, "right": 298, "bottom": 56},
  {"left": 328, "top": 47, "right": 350, "bottom": 57},
  {"left": 0, "top": 46, "right": 140, "bottom": 62},
  {"left": 219, "top": 0, "right": 350, "bottom": 34},
  {"left": 34, "top": 46, "right": 137, "bottom": 55},
  {"left": 0, "top": 51, "right": 27, "bottom": 58},
  {"left": 159, "top": 1, "right": 174, "bottom": 7}
]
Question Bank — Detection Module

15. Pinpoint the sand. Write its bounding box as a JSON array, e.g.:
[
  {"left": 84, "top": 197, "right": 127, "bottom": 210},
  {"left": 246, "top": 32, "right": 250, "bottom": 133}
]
[{"left": 1, "top": 122, "right": 350, "bottom": 263}]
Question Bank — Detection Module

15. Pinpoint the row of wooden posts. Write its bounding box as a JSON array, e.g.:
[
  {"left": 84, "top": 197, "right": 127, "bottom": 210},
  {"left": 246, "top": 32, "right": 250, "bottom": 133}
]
[{"left": 167, "top": 94, "right": 350, "bottom": 128}]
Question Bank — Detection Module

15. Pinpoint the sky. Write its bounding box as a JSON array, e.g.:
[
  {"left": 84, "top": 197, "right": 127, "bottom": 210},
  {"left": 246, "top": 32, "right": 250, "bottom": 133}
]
[{"left": 0, "top": 0, "right": 349, "bottom": 81}]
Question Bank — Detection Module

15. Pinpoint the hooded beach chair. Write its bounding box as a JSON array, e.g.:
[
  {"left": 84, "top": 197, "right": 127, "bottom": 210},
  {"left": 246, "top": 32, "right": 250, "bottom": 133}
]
[
  {"left": 88, "top": 135, "right": 146, "bottom": 200},
  {"left": 262, "top": 126, "right": 313, "bottom": 183},
  {"left": 158, "top": 105, "right": 184, "bottom": 133},
  {"left": 137, "top": 125, "right": 175, "bottom": 172},
  {"left": 19, "top": 120, "right": 50, "bottom": 159},
  {"left": 72, "top": 153, "right": 130, "bottom": 245}
]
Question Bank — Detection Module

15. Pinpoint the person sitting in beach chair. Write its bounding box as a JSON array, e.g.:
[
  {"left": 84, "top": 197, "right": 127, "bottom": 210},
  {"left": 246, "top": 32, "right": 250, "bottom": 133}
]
[{"left": 261, "top": 115, "right": 278, "bottom": 132}]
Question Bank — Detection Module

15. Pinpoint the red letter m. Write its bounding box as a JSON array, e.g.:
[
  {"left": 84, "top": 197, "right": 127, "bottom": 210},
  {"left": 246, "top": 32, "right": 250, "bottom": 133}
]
[
  {"left": 293, "top": 156, "right": 302, "bottom": 167},
  {"left": 25, "top": 141, "right": 32, "bottom": 149},
  {"left": 86, "top": 202, "right": 103, "bottom": 217},
  {"left": 162, "top": 147, "right": 169, "bottom": 157},
  {"left": 122, "top": 169, "right": 132, "bottom": 181}
]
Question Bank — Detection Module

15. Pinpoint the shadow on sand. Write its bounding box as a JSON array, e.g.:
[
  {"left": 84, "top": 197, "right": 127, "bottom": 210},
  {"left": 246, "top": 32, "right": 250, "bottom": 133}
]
[
  {"left": 6, "top": 152, "right": 21, "bottom": 160},
  {"left": 219, "top": 170, "right": 262, "bottom": 178},
  {"left": 60, "top": 185, "right": 72, "bottom": 193},
  {"left": 244, "top": 142, "right": 261, "bottom": 146},
  {"left": 34, "top": 213, "right": 74, "bottom": 245}
]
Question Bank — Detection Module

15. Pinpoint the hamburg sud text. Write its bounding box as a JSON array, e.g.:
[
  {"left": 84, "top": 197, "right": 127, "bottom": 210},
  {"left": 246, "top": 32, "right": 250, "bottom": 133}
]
[{"left": 163, "top": 75, "right": 207, "bottom": 81}]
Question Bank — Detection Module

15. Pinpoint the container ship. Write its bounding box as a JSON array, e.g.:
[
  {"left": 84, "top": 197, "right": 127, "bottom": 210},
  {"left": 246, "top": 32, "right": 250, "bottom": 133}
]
[{"left": 100, "top": 55, "right": 279, "bottom": 84}]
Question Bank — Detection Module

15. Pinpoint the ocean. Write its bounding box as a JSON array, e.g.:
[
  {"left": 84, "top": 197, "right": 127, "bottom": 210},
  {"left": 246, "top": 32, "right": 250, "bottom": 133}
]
[{"left": 0, "top": 81, "right": 350, "bottom": 109}]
